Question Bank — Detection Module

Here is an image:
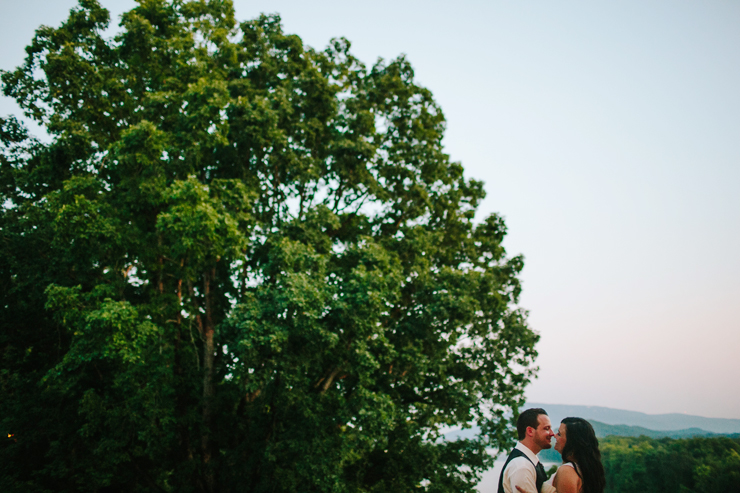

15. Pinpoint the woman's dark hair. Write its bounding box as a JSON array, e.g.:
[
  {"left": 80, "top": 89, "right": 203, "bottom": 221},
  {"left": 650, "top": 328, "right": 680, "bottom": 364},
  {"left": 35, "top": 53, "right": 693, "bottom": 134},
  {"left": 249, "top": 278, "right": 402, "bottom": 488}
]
[{"left": 560, "top": 417, "right": 606, "bottom": 493}]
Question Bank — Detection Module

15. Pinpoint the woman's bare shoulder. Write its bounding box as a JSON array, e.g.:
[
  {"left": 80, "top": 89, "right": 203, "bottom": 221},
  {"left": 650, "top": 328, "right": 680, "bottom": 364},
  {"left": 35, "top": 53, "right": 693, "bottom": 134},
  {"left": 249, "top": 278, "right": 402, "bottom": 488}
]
[
  {"left": 553, "top": 464, "right": 580, "bottom": 493},
  {"left": 557, "top": 464, "right": 579, "bottom": 476}
]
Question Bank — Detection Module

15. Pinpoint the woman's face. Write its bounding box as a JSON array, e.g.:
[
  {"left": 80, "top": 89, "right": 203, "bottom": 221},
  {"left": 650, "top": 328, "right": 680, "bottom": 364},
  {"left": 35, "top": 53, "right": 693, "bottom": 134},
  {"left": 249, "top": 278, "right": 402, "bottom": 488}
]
[{"left": 554, "top": 423, "right": 567, "bottom": 454}]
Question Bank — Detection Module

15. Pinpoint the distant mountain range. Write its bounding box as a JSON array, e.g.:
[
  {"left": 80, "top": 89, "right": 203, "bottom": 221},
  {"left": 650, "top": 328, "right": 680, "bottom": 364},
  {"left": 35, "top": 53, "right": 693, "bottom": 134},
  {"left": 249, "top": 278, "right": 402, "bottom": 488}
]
[
  {"left": 588, "top": 420, "right": 739, "bottom": 439},
  {"left": 526, "top": 403, "right": 740, "bottom": 434},
  {"left": 443, "top": 403, "right": 740, "bottom": 443}
]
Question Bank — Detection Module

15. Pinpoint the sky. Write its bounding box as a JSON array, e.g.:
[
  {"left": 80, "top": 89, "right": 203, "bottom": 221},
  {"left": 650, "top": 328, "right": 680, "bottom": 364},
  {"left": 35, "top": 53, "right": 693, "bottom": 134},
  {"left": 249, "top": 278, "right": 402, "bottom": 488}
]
[{"left": 2, "top": 0, "right": 739, "bottom": 420}]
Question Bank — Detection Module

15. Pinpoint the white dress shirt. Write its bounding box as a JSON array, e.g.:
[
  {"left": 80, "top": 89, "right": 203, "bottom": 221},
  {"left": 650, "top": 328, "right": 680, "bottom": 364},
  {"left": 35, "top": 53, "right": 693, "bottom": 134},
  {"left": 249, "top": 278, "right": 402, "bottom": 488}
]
[{"left": 501, "top": 442, "right": 556, "bottom": 493}]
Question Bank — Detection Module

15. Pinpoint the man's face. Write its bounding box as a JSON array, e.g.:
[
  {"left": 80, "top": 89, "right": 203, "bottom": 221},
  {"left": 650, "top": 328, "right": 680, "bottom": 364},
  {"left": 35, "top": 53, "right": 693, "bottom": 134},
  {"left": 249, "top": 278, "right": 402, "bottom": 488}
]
[{"left": 532, "top": 414, "right": 554, "bottom": 450}]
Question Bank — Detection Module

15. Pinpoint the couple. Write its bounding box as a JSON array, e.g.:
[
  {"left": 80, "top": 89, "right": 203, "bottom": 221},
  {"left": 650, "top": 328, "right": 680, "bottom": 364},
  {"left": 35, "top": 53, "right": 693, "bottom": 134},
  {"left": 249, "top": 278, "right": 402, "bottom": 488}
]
[{"left": 497, "top": 408, "right": 606, "bottom": 493}]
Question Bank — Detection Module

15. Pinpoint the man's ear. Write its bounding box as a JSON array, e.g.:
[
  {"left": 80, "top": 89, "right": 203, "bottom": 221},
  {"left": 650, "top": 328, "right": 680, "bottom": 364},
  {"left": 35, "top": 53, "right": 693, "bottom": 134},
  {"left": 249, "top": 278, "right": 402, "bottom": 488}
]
[{"left": 526, "top": 426, "right": 535, "bottom": 438}]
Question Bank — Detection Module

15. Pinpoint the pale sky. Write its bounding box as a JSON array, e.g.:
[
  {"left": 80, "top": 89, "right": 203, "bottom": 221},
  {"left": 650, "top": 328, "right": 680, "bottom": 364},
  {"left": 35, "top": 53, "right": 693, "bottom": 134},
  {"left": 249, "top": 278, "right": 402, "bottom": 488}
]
[{"left": 2, "top": 0, "right": 739, "bottom": 419}]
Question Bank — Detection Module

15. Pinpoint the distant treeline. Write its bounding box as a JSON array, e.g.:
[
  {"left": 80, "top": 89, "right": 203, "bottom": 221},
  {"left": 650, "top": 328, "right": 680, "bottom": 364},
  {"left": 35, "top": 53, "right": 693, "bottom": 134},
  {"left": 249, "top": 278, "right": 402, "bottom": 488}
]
[{"left": 600, "top": 436, "right": 740, "bottom": 492}]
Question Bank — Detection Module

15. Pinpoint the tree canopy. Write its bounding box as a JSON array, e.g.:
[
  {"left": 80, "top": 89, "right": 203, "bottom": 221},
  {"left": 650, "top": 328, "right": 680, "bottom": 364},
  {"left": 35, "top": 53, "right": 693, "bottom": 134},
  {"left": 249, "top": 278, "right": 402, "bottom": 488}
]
[
  {"left": 0, "top": 1, "right": 538, "bottom": 491},
  {"left": 600, "top": 435, "right": 740, "bottom": 493}
]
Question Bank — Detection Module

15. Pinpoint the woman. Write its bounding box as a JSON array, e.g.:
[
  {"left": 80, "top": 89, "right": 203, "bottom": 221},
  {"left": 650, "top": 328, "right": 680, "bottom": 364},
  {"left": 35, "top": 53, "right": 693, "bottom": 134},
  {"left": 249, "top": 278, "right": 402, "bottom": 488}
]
[{"left": 517, "top": 417, "right": 606, "bottom": 493}]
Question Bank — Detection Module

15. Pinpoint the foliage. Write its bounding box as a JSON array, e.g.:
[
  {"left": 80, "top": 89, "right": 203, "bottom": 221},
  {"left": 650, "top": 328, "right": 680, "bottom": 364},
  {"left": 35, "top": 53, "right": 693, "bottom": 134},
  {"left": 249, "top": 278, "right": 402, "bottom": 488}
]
[
  {"left": 600, "top": 435, "right": 740, "bottom": 493},
  {"left": 0, "top": 1, "right": 538, "bottom": 491}
]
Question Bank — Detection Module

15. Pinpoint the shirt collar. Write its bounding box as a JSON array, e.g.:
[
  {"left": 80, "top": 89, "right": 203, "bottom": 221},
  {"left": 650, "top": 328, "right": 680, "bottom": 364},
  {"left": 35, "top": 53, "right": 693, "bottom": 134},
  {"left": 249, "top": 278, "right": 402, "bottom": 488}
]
[{"left": 515, "top": 441, "right": 540, "bottom": 465}]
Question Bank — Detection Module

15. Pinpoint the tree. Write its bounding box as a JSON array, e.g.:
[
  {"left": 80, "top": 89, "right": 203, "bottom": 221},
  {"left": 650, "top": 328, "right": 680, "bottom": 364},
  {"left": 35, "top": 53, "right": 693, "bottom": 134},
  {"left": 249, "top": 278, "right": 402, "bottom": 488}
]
[{"left": 0, "top": 1, "right": 538, "bottom": 491}]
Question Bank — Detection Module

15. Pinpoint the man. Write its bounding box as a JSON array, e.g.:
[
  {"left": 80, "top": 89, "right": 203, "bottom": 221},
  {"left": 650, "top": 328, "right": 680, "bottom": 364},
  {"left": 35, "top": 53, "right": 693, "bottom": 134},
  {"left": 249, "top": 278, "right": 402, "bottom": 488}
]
[{"left": 497, "top": 408, "right": 556, "bottom": 493}]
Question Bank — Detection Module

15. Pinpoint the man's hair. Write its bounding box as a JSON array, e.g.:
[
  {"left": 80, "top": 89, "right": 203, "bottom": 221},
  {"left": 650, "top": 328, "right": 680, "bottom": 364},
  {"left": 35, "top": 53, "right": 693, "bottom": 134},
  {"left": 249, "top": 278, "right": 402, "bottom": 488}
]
[{"left": 516, "top": 408, "right": 548, "bottom": 440}]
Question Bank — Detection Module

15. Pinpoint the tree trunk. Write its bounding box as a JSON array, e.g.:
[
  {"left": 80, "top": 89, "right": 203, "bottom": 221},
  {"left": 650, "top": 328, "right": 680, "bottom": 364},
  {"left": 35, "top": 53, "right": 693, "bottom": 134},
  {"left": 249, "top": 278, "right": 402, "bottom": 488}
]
[{"left": 202, "top": 267, "right": 216, "bottom": 492}]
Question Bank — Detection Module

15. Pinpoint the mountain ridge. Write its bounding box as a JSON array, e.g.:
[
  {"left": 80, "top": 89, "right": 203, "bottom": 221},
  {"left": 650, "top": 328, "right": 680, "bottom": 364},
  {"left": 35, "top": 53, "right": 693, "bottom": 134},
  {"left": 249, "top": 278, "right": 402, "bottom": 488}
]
[{"left": 526, "top": 402, "right": 740, "bottom": 434}]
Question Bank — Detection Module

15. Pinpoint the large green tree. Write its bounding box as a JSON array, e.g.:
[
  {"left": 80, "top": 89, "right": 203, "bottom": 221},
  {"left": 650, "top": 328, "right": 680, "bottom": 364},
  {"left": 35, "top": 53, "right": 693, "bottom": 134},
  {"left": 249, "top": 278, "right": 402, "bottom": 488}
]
[{"left": 0, "top": 1, "right": 538, "bottom": 491}]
